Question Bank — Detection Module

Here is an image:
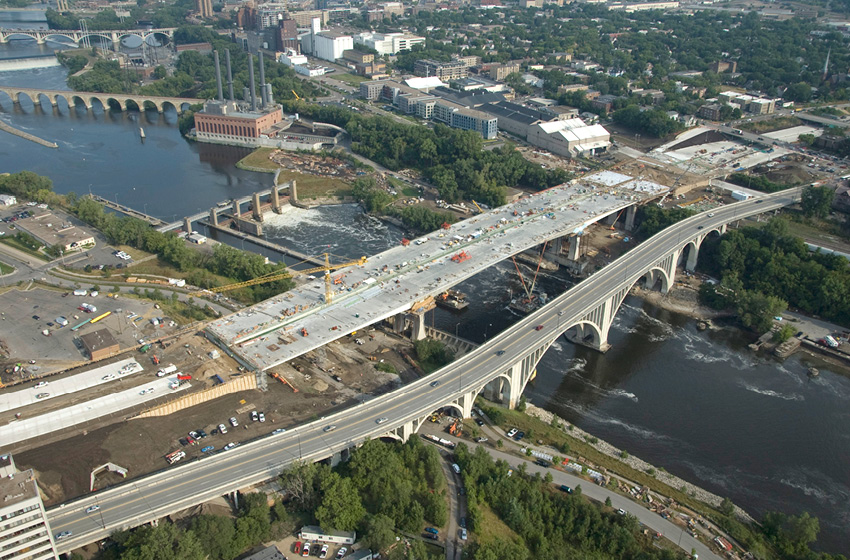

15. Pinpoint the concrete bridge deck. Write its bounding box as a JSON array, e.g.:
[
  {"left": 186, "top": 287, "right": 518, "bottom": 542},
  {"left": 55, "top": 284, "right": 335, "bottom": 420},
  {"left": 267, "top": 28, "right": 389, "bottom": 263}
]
[
  {"left": 206, "top": 173, "right": 668, "bottom": 371},
  {"left": 0, "top": 86, "right": 202, "bottom": 114}
]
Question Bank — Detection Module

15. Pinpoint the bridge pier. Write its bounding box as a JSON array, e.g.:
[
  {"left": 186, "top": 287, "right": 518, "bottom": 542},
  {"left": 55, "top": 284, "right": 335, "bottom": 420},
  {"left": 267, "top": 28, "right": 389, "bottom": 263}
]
[
  {"left": 624, "top": 204, "right": 636, "bottom": 231},
  {"left": 232, "top": 199, "right": 240, "bottom": 217},
  {"left": 271, "top": 184, "right": 281, "bottom": 213},
  {"left": 209, "top": 208, "right": 219, "bottom": 226},
  {"left": 183, "top": 217, "right": 192, "bottom": 234},
  {"left": 252, "top": 192, "right": 263, "bottom": 222}
]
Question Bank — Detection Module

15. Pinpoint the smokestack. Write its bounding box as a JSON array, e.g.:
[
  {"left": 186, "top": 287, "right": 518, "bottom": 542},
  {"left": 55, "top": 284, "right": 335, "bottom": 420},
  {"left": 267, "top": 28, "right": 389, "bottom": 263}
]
[
  {"left": 213, "top": 50, "right": 224, "bottom": 102},
  {"left": 225, "top": 49, "right": 234, "bottom": 101},
  {"left": 248, "top": 53, "right": 257, "bottom": 111},
  {"left": 258, "top": 51, "right": 267, "bottom": 107}
]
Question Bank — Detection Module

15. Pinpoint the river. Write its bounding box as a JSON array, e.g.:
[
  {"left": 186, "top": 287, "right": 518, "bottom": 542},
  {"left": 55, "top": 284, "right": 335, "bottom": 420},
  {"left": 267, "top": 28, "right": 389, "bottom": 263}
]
[{"left": 0, "top": 44, "right": 848, "bottom": 554}]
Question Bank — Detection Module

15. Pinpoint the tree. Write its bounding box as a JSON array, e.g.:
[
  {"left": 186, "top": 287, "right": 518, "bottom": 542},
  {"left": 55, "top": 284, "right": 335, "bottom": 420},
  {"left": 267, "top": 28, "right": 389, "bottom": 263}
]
[
  {"left": 315, "top": 472, "right": 366, "bottom": 531},
  {"left": 117, "top": 522, "right": 205, "bottom": 560},
  {"left": 361, "top": 513, "right": 396, "bottom": 552},
  {"left": 187, "top": 515, "right": 237, "bottom": 560},
  {"left": 798, "top": 133, "right": 816, "bottom": 146},
  {"left": 737, "top": 289, "right": 787, "bottom": 333},
  {"left": 801, "top": 185, "right": 835, "bottom": 219}
]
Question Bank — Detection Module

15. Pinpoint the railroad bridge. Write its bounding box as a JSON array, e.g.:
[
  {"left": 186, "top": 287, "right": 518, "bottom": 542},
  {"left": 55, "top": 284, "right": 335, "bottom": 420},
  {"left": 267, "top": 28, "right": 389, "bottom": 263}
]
[{"left": 0, "top": 86, "right": 203, "bottom": 114}]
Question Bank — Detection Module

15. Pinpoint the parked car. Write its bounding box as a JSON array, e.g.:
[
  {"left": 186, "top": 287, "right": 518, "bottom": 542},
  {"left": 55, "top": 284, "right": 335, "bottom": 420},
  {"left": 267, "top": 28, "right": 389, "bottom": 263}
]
[
  {"left": 251, "top": 410, "right": 259, "bottom": 422},
  {"left": 218, "top": 423, "right": 228, "bottom": 434},
  {"left": 294, "top": 541, "right": 302, "bottom": 554},
  {"left": 336, "top": 547, "right": 347, "bottom": 558},
  {"left": 506, "top": 428, "right": 518, "bottom": 438},
  {"left": 229, "top": 417, "right": 238, "bottom": 427},
  {"left": 319, "top": 544, "right": 329, "bottom": 558},
  {"left": 258, "top": 412, "right": 265, "bottom": 423}
]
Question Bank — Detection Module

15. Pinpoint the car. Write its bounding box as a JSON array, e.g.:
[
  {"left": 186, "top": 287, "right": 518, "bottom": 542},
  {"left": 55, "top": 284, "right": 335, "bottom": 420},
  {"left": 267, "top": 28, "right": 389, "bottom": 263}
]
[
  {"left": 475, "top": 418, "right": 484, "bottom": 426},
  {"left": 46, "top": 322, "right": 54, "bottom": 327},
  {"left": 229, "top": 417, "right": 238, "bottom": 427},
  {"left": 294, "top": 541, "right": 303, "bottom": 554},
  {"left": 102, "top": 374, "right": 116, "bottom": 381},
  {"left": 90, "top": 291, "right": 99, "bottom": 297},
  {"left": 460, "top": 528, "right": 467, "bottom": 540},
  {"left": 423, "top": 532, "right": 438, "bottom": 540},
  {"left": 197, "top": 429, "right": 207, "bottom": 438},
  {"left": 559, "top": 485, "right": 573, "bottom": 493},
  {"left": 251, "top": 410, "right": 259, "bottom": 422},
  {"left": 223, "top": 442, "right": 238, "bottom": 450},
  {"left": 258, "top": 412, "right": 265, "bottom": 422},
  {"left": 430, "top": 380, "right": 440, "bottom": 387},
  {"left": 459, "top": 517, "right": 466, "bottom": 528},
  {"left": 324, "top": 425, "right": 337, "bottom": 432},
  {"left": 55, "top": 531, "right": 72, "bottom": 540},
  {"left": 697, "top": 225, "right": 704, "bottom": 230},
  {"left": 301, "top": 544, "right": 311, "bottom": 557},
  {"left": 188, "top": 431, "right": 200, "bottom": 440},
  {"left": 218, "top": 423, "right": 228, "bottom": 434},
  {"left": 319, "top": 544, "right": 329, "bottom": 558},
  {"left": 617, "top": 508, "right": 627, "bottom": 515},
  {"left": 535, "top": 459, "right": 551, "bottom": 468},
  {"left": 139, "top": 387, "right": 154, "bottom": 395},
  {"left": 496, "top": 350, "right": 505, "bottom": 356},
  {"left": 201, "top": 446, "right": 214, "bottom": 453},
  {"left": 535, "top": 325, "right": 544, "bottom": 331},
  {"left": 506, "top": 428, "right": 518, "bottom": 438},
  {"left": 85, "top": 505, "right": 100, "bottom": 513},
  {"left": 376, "top": 417, "right": 388, "bottom": 424},
  {"left": 272, "top": 428, "right": 287, "bottom": 435},
  {"left": 36, "top": 393, "right": 49, "bottom": 399},
  {"left": 755, "top": 199, "right": 763, "bottom": 204},
  {"left": 707, "top": 213, "right": 715, "bottom": 217},
  {"left": 425, "top": 527, "right": 439, "bottom": 535},
  {"left": 31, "top": 315, "right": 39, "bottom": 320},
  {"left": 34, "top": 381, "right": 48, "bottom": 389},
  {"left": 475, "top": 436, "right": 488, "bottom": 443},
  {"left": 514, "top": 431, "right": 525, "bottom": 441},
  {"left": 336, "top": 547, "right": 348, "bottom": 559},
  {"left": 186, "top": 436, "right": 196, "bottom": 445}
]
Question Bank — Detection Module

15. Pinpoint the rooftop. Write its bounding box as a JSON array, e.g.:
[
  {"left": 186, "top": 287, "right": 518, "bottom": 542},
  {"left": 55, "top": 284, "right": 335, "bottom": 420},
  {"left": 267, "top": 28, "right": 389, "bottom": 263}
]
[
  {"left": 0, "top": 465, "right": 39, "bottom": 511},
  {"left": 79, "top": 328, "right": 120, "bottom": 355}
]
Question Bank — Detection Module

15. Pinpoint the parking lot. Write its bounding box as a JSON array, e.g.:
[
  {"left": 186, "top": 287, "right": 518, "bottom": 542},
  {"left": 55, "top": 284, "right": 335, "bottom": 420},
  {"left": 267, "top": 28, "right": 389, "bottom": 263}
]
[{"left": 0, "top": 286, "right": 181, "bottom": 379}]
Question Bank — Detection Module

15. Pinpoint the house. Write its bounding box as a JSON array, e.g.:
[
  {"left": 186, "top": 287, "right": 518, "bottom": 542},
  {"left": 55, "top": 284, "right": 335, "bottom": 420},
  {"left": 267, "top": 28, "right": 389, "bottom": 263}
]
[{"left": 0, "top": 194, "right": 16, "bottom": 206}]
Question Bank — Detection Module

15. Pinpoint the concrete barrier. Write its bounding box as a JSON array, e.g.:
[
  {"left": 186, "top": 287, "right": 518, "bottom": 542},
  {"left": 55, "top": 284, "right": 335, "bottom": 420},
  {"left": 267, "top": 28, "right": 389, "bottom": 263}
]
[{"left": 136, "top": 375, "right": 258, "bottom": 418}]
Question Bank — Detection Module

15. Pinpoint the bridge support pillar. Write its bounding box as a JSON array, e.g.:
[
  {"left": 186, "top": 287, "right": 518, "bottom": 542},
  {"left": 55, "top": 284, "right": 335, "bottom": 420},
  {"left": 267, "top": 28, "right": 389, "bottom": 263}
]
[
  {"left": 568, "top": 235, "right": 581, "bottom": 261},
  {"left": 232, "top": 199, "right": 240, "bottom": 217},
  {"left": 252, "top": 192, "right": 263, "bottom": 222},
  {"left": 624, "top": 204, "right": 636, "bottom": 231},
  {"left": 290, "top": 180, "right": 298, "bottom": 203},
  {"left": 183, "top": 217, "right": 192, "bottom": 234},
  {"left": 111, "top": 31, "right": 120, "bottom": 52},
  {"left": 271, "top": 185, "right": 281, "bottom": 213},
  {"left": 209, "top": 208, "right": 219, "bottom": 226},
  {"left": 451, "top": 389, "right": 477, "bottom": 419},
  {"left": 605, "top": 212, "right": 618, "bottom": 226},
  {"left": 407, "top": 312, "right": 426, "bottom": 341}
]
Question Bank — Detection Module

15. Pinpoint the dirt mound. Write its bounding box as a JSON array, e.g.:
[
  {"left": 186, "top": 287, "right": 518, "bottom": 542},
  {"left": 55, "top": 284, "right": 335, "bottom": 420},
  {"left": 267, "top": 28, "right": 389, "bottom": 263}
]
[{"left": 666, "top": 130, "right": 726, "bottom": 151}]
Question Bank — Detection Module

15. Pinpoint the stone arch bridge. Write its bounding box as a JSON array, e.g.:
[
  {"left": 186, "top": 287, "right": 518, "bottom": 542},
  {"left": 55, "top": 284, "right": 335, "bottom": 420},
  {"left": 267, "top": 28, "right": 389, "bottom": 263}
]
[{"left": 0, "top": 86, "right": 203, "bottom": 114}]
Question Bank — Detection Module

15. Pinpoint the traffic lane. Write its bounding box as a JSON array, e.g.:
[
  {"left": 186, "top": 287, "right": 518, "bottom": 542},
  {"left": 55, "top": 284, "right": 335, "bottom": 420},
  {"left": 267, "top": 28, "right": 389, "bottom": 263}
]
[{"left": 454, "top": 441, "right": 722, "bottom": 560}]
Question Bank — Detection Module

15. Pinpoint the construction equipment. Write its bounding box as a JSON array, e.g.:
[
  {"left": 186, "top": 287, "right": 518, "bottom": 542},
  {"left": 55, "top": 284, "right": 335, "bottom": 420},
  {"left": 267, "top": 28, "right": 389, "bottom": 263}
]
[
  {"left": 190, "top": 253, "right": 367, "bottom": 305},
  {"left": 441, "top": 222, "right": 451, "bottom": 230},
  {"left": 152, "top": 355, "right": 160, "bottom": 365},
  {"left": 291, "top": 90, "right": 301, "bottom": 101},
  {"left": 471, "top": 200, "right": 484, "bottom": 213},
  {"left": 300, "top": 327, "right": 308, "bottom": 337},
  {"left": 410, "top": 296, "right": 436, "bottom": 314},
  {"left": 269, "top": 371, "right": 298, "bottom": 392},
  {"left": 451, "top": 250, "right": 471, "bottom": 263},
  {"left": 401, "top": 238, "right": 411, "bottom": 246}
]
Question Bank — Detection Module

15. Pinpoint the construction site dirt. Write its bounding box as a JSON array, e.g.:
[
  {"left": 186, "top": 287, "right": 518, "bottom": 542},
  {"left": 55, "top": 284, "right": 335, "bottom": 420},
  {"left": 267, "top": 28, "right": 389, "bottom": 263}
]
[{"left": 13, "top": 327, "right": 413, "bottom": 506}]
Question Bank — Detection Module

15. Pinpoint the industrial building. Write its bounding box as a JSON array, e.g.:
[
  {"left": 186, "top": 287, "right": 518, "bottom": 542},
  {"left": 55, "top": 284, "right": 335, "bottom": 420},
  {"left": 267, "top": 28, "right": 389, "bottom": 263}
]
[
  {"left": 15, "top": 213, "right": 95, "bottom": 253},
  {"left": 353, "top": 32, "right": 424, "bottom": 55},
  {"left": 0, "top": 455, "right": 59, "bottom": 560},
  {"left": 478, "top": 100, "right": 552, "bottom": 138},
  {"left": 526, "top": 118, "right": 610, "bottom": 157},
  {"left": 80, "top": 328, "right": 121, "bottom": 361},
  {"left": 194, "top": 50, "right": 288, "bottom": 147},
  {"left": 276, "top": 18, "right": 299, "bottom": 52},
  {"left": 301, "top": 18, "right": 353, "bottom": 62}
]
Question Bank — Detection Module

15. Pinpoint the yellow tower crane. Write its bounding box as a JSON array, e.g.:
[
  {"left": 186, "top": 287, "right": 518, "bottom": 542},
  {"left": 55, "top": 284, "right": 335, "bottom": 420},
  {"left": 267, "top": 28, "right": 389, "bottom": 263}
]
[{"left": 191, "top": 253, "right": 366, "bottom": 304}]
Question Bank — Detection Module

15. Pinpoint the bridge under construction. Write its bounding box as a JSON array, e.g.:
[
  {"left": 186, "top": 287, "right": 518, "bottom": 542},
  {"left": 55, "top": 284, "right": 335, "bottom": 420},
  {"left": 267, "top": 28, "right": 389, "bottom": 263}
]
[{"left": 205, "top": 172, "right": 669, "bottom": 372}]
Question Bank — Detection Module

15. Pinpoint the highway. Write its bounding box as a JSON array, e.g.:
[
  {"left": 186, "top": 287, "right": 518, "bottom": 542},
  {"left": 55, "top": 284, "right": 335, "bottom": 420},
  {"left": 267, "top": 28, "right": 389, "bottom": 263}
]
[
  {"left": 47, "top": 188, "right": 800, "bottom": 554},
  {"left": 207, "top": 174, "right": 668, "bottom": 371}
]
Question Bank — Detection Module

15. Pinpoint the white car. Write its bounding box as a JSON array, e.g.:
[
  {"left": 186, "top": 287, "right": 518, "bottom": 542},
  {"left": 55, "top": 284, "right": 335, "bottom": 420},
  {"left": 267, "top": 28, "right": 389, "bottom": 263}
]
[
  {"left": 258, "top": 412, "right": 265, "bottom": 422},
  {"left": 34, "top": 381, "right": 48, "bottom": 389},
  {"left": 376, "top": 417, "right": 388, "bottom": 424},
  {"left": 336, "top": 548, "right": 347, "bottom": 559},
  {"left": 223, "top": 442, "right": 238, "bottom": 450},
  {"left": 319, "top": 544, "right": 329, "bottom": 559},
  {"left": 85, "top": 505, "right": 100, "bottom": 514},
  {"left": 229, "top": 417, "right": 238, "bottom": 427},
  {"left": 506, "top": 428, "right": 518, "bottom": 438}
]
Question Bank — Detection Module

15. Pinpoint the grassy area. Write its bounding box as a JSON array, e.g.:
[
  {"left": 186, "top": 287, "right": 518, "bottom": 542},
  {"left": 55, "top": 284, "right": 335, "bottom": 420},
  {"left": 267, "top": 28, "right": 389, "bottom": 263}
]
[
  {"left": 473, "top": 503, "right": 520, "bottom": 547},
  {"left": 478, "top": 400, "right": 724, "bottom": 521},
  {"left": 739, "top": 116, "right": 802, "bottom": 133},
  {"left": 236, "top": 148, "right": 280, "bottom": 172},
  {"left": 114, "top": 244, "right": 152, "bottom": 262},
  {"left": 334, "top": 73, "right": 369, "bottom": 86},
  {"left": 0, "top": 261, "right": 13, "bottom": 275},
  {"left": 0, "top": 236, "right": 48, "bottom": 261},
  {"left": 280, "top": 169, "right": 353, "bottom": 200}
]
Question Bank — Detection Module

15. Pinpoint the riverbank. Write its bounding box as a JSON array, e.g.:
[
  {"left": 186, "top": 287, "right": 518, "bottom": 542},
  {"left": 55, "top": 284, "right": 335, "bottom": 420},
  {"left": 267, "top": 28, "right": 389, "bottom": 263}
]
[{"left": 631, "top": 275, "right": 729, "bottom": 321}]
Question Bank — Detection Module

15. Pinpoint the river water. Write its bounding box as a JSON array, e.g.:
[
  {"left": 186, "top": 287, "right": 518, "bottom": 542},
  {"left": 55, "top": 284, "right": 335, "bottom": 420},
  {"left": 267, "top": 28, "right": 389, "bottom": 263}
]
[{"left": 0, "top": 50, "right": 848, "bottom": 553}]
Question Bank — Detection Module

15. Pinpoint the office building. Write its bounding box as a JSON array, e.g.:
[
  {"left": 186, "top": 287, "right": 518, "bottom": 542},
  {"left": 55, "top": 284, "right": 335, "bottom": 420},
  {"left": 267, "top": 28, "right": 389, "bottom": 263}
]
[
  {"left": 478, "top": 100, "right": 551, "bottom": 138},
  {"left": 434, "top": 99, "right": 498, "bottom": 139},
  {"left": 353, "top": 32, "right": 424, "bottom": 55},
  {"left": 0, "top": 454, "right": 60, "bottom": 560},
  {"left": 276, "top": 18, "right": 299, "bottom": 52}
]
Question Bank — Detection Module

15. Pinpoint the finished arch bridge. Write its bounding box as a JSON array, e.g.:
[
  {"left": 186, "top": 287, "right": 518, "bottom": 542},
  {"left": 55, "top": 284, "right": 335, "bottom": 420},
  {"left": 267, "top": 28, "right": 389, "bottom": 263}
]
[{"left": 0, "top": 86, "right": 203, "bottom": 115}]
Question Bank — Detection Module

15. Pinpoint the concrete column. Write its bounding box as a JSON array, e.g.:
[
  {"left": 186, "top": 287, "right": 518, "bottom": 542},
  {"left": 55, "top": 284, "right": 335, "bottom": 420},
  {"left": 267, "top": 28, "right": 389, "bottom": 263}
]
[
  {"left": 392, "top": 314, "right": 405, "bottom": 335},
  {"left": 407, "top": 312, "right": 426, "bottom": 341},
  {"left": 624, "top": 204, "right": 636, "bottom": 231},
  {"left": 252, "top": 192, "right": 263, "bottom": 222},
  {"left": 112, "top": 32, "right": 120, "bottom": 52},
  {"left": 290, "top": 180, "right": 298, "bottom": 202},
  {"left": 568, "top": 235, "right": 581, "bottom": 261},
  {"left": 605, "top": 212, "right": 618, "bottom": 226},
  {"left": 209, "top": 208, "right": 219, "bottom": 226},
  {"left": 232, "top": 199, "right": 240, "bottom": 217},
  {"left": 183, "top": 217, "right": 192, "bottom": 233},
  {"left": 685, "top": 241, "right": 699, "bottom": 271},
  {"left": 271, "top": 185, "right": 281, "bottom": 213}
]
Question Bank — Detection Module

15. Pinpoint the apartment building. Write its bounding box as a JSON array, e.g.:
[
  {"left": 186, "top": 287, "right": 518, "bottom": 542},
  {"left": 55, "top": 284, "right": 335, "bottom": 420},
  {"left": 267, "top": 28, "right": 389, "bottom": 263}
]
[{"left": 0, "top": 455, "right": 59, "bottom": 560}]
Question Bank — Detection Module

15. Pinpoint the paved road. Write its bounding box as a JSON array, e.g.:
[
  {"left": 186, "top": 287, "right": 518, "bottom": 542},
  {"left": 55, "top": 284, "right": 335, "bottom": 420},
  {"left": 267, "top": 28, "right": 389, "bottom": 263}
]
[
  {"left": 431, "top": 433, "right": 722, "bottom": 560},
  {"left": 47, "top": 189, "right": 799, "bottom": 554},
  {"left": 0, "top": 358, "right": 142, "bottom": 413}
]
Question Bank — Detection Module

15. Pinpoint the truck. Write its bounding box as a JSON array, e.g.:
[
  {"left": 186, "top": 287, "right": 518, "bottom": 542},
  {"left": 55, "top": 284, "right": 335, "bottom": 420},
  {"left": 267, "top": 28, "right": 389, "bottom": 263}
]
[
  {"left": 824, "top": 335, "right": 840, "bottom": 348},
  {"left": 731, "top": 129, "right": 743, "bottom": 135},
  {"left": 156, "top": 364, "right": 178, "bottom": 377},
  {"left": 73, "top": 289, "right": 88, "bottom": 296},
  {"left": 165, "top": 450, "right": 185, "bottom": 465}
]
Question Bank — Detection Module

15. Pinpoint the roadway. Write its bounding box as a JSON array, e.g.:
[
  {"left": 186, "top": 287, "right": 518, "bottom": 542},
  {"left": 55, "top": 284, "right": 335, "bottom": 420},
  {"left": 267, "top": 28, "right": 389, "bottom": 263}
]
[
  {"left": 207, "top": 174, "right": 668, "bottom": 371},
  {"left": 46, "top": 187, "right": 800, "bottom": 554}
]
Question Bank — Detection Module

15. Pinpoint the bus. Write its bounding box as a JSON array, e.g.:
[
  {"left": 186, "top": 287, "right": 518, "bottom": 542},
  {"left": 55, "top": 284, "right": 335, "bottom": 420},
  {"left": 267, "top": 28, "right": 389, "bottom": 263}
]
[{"left": 90, "top": 311, "right": 112, "bottom": 324}]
